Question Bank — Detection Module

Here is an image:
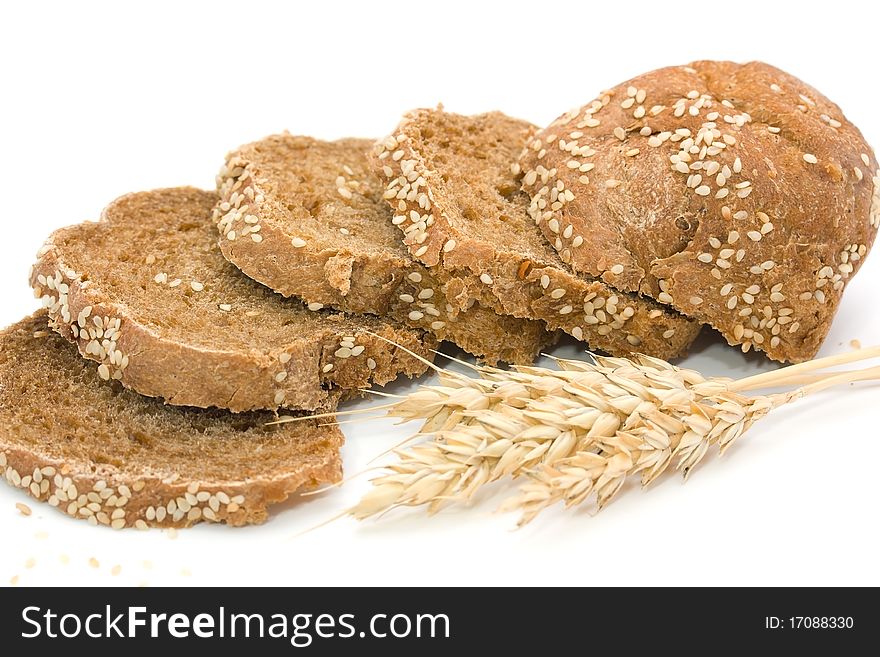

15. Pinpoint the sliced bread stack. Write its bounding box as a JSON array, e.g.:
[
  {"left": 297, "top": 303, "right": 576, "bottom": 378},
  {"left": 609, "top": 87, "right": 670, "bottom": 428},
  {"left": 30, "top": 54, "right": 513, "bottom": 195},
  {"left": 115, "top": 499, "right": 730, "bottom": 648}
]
[
  {"left": 10, "top": 187, "right": 441, "bottom": 527},
  {"left": 369, "top": 108, "right": 703, "bottom": 360},
  {"left": 30, "top": 187, "right": 435, "bottom": 412},
  {"left": 10, "top": 59, "right": 872, "bottom": 529},
  {"left": 213, "top": 135, "right": 556, "bottom": 365},
  {"left": 1, "top": 312, "right": 343, "bottom": 529}
]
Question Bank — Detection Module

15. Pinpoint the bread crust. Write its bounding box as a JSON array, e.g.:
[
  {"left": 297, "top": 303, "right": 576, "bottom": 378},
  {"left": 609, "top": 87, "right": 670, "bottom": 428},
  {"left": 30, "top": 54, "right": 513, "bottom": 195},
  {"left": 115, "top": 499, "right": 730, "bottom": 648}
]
[
  {"left": 0, "top": 313, "right": 343, "bottom": 529},
  {"left": 30, "top": 188, "right": 436, "bottom": 412},
  {"left": 520, "top": 61, "right": 878, "bottom": 362},
  {"left": 214, "top": 135, "right": 555, "bottom": 365},
  {"left": 370, "top": 109, "right": 702, "bottom": 360}
]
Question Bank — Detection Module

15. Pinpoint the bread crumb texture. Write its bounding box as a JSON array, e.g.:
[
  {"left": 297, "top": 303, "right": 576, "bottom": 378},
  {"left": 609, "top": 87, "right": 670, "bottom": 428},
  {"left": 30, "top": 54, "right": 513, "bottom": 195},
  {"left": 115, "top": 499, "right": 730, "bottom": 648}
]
[
  {"left": 370, "top": 107, "right": 702, "bottom": 361},
  {"left": 30, "top": 187, "right": 436, "bottom": 411},
  {"left": 0, "top": 312, "right": 343, "bottom": 528},
  {"left": 214, "top": 135, "right": 554, "bottom": 365}
]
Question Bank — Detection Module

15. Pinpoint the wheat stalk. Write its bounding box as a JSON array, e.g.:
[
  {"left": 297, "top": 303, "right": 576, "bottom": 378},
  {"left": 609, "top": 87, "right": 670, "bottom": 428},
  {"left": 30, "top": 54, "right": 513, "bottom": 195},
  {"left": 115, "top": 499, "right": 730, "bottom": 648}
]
[{"left": 275, "top": 340, "right": 880, "bottom": 526}]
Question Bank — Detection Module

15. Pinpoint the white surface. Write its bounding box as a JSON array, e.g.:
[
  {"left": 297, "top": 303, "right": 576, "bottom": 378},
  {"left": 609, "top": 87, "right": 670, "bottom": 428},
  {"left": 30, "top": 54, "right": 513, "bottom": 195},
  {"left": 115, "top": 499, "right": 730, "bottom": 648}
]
[{"left": 2, "top": 0, "right": 879, "bottom": 587}]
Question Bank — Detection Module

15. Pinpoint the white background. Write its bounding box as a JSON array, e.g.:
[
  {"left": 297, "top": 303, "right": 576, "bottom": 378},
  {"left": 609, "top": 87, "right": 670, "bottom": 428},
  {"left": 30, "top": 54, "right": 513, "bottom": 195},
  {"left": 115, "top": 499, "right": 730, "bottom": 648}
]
[{"left": 2, "top": 0, "right": 878, "bottom": 587}]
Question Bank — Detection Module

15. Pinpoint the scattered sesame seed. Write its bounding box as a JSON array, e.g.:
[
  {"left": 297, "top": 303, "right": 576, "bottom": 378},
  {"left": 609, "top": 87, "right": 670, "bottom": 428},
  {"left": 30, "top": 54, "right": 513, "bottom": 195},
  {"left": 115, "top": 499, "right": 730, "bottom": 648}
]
[
  {"left": 291, "top": 237, "right": 306, "bottom": 248},
  {"left": 218, "top": 303, "right": 232, "bottom": 312},
  {"left": 190, "top": 281, "right": 204, "bottom": 292},
  {"left": 307, "top": 302, "right": 323, "bottom": 311},
  {"left": 322, "top": 363, "right": 334, "bottom": 373},
  {"left": 803, "top": 153, "right": 818, "bottom": 164},
  {"left": 16, "top": 502, "right": 32, "bottom": 516},
  {"left": 610, "top": 264, "right": 625, "bottom": 275},
  {"left": 168, "top": 278, "right": 181, "bottom": 288},
  {"left": 479, "top": 273, "right": 493, "bottom": 285}
]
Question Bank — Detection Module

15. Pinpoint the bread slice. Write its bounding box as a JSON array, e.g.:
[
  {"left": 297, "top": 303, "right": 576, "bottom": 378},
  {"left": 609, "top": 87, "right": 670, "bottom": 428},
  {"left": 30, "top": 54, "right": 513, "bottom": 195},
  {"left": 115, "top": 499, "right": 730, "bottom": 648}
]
[
  {"left": 214, "top": 134, "right": 555, "bottom": 365},
  {"left": 30, "top": 187, "right": 435, "bottom": 412},
  {"left": 370, "top": 108, "right": 702, "bottom": 360},
  {"left": 0, "top": 312, "right": 343, "bottom": 528},
  {"left": 519, "top": 61, "right": 879, "bottom": 362}
]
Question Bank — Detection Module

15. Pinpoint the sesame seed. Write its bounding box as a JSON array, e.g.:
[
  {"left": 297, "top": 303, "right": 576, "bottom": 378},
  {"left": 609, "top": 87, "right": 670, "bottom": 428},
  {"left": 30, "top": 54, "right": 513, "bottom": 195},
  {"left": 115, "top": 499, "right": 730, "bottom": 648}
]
[
  {"left": 367, "top": 358, "right": 377, "bottom": 370},
  {"left": 251, "top": 234, "right": 263, "bottom": 242},
  {"left": 408, "top": 311, "right": 424, "bottom": 321},
  {"left": 605, "top": 179, "right": 620, "bottom": 188},
  {"left": 190, "top": 281, "right": 204, "bottom": 292},
  {"left": 274, "top": 371, "right": 288, "bottom": 382},
  {"left": 803, "top": 153, "right": 818, "bottom": 164},
  {"left": 443, "top": 239, "right": 456, "bottom": 253},
  {"left": 218, "top": 303, "right": 232, "bottom": 312},
  {"left": 550, "top": 288, "right": 566, "bottom": 299},
  {"left": 408, "top": 272, "right": 422, "bottom": 283},
  {"left": 480, "top": 273, "right": 493, "bottom": 285},
  {"left": 16, "top": 502, "right": 32, "bottom": 516},
  {"left": 695, "top": 185, "right": 710, "bottom": 196},
  {"left": 540, "top": 275, "right": 550, "bottom": 289},
  {"left": 168, "top": 278, "right": 181, "bottom": 287},
  {"left": 307, "top": 302, "right": 323, "bottom": 311},
  {"left": 861, "top": 153, "right": 871, "bottom": 167},
  {"left": 610, "top": 264, "right": 624, "bottom": 275},
  {"left": 291, "top": 237, "right": 306, "bottom": 248}
]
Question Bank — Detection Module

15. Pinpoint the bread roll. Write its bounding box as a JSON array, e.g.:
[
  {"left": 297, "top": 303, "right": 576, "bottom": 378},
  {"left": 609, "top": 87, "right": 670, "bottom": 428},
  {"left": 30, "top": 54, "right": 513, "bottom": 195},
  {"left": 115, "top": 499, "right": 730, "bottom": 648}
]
[{"left": 520, "top": 60, "right": 878, "bottom": 362}]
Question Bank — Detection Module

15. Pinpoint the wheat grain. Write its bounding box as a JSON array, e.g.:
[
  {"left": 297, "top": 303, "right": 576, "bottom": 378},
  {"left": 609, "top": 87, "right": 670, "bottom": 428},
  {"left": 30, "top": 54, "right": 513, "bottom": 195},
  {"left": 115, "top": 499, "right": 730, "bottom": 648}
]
[{"left": 343, "top": 341, "right": 880, "bottom": 525}]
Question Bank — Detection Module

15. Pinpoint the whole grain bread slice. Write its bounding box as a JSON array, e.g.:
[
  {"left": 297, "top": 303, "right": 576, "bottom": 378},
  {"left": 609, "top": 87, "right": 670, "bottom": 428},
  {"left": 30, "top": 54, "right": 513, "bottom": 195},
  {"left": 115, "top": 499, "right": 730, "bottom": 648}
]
[
  {"left": 0, "top": 312, "right": 343, "bottom": 529},
  {"left": 30, "top": 187, "right": 435, "bottom": 412},
  {"left": 369, "top": 108, "right": 702, "bottom": 361},
  {"left": 214, "top": 134, "right": 555, "bottom": 365}
]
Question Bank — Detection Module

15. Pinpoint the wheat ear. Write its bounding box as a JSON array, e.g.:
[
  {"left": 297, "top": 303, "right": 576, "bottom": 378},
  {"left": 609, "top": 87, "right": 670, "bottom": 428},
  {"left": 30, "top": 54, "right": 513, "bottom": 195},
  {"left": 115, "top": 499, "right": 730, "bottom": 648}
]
[{"left": 345, "top": 347, "right": 880, "bottom": 524}]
